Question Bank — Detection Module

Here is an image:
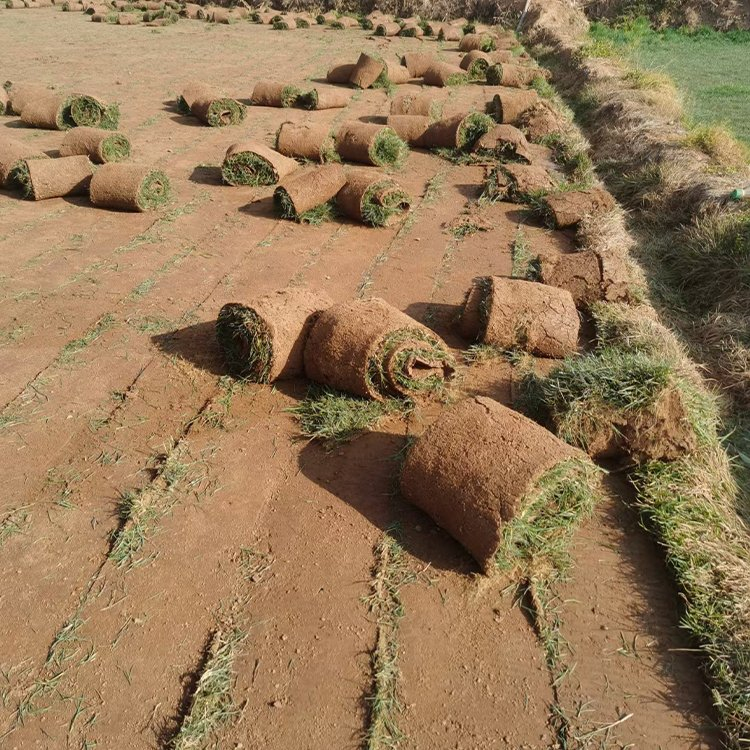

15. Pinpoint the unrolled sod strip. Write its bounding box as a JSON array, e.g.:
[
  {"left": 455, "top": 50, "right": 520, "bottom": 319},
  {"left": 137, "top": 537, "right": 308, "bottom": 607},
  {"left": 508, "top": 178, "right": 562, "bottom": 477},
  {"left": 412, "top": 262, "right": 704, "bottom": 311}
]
[
  {"left": 421, "top": 111, "right": 495, "bottom": 150},
  {"left": 336, "top": 169, "right": 411, "bottom": 227},
  {"left": 221, "top": 142, "right": 298, "bottom": 186},
  {"left": 458, "top": 275, "right": 579, "bottom": 358},
  {"left": 251, "top": 81, "right": 301, "bottom": 108},
  {"left": 390, "top": 91, "right": 443, "bottom": 119},
  {"left": 70, "top": 95, "right": 120, "bottom": 129},
  {"left": 326, "top": 63, "right": 356, "bottom": 84},
  {"left": 349, "top": 53, "right": 386, "bottom": 89},
  {"left": 400, "top": 396, "right": 595, "bottom": 572},
  {"left": 335, "top": 122, "right": 408, "bottom": 168},
  {"left": 488, "top": 88, "right": 539, "bottom": 124},
  {"left": 273, "top": 164, "right": 346, "bottom": 223},
  {"left": 297, "top": 87, "right": 350, "bottom": 111},
  {"left": 216, "top": 289, "right": 334, "bottom": 382},
  {"left": 304, "top": 298, "right": 455, "bottom": 400},
  {"left": 60, "top": 127, "right": 131, "bottom": 163},
  {"left": 422, "top": 63, "right": 468, "bottom": 87},
  {"left": 276, "top": 122, "right": 337, "bottom": 163},
  {"left": 20, "top": 91, "right": 75, "bottom": 130},
  {"left": 89, "top": 163, "right": 171, "bottom": 211},
  {"left": 11, "top": 155, "right": 93, "bottom": 200}
]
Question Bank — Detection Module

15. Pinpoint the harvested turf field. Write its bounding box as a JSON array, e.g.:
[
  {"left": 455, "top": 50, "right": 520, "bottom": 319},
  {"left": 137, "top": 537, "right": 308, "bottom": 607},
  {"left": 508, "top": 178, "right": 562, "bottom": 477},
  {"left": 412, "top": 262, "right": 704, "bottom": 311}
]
[
  {"left": 0, "top": 9, "right": 726, "bottom": 749},
  {"left": 589, "top": 19, "right": 750, "bottom": 145}
]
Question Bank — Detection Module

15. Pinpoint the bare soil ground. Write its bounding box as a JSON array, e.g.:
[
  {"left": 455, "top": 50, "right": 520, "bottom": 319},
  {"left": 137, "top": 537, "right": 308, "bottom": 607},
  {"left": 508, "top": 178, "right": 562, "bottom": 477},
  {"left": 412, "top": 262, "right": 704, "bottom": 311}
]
[{"left": 0, "top": 11, "right": 721, "bottom": 748}]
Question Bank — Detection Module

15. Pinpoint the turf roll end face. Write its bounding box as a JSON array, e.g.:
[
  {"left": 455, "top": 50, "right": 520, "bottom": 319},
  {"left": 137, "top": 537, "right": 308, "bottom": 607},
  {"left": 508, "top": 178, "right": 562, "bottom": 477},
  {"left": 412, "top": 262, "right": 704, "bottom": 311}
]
[
  {"left": 337, "top": 169, "right": 411, "bottom": 227},
  {"left": 221, "top": 142, "right": 298, "bottom": 187},
  {"left": 70, "top": 95, "right": 121, "bottom": 129}
]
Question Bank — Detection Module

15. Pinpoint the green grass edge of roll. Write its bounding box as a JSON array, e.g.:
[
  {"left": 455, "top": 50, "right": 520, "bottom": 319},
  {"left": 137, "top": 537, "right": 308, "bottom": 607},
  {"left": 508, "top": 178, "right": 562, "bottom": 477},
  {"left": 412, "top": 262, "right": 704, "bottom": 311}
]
[
  {"left": 370, "top": 128, "right": 408, "bottom": 169},
  {"left": 70, "top": 96, "right": 121, "bottom": 130},
  {"left": 361, "top": 180, "right": 410, "bottom": 227},
  {"left": 273, "top": 187, "right": 336, "bottom": 225},
  {"left": 366, "top": 328, "right": 453, "bottom": 398},
  {"left": 221, "top": 152, "right": 276, "bottom": 186},
  {"left": 468, "top": 59, "right": 489, "bottom": 80},
  {"left": 8, "top": 161, "right": 34, "bottom": 199},
  {"left": 456, "top": 112, "right": 495, "bottom": 151},
  {"left": 215, "top": 304, "right": 273, "bottom": 383},
  {"left": 136, "top": 169, "right": 171, "bottom": 210},
  {"left": 101, "top": 133, "right": 132, "bottom": 162}
]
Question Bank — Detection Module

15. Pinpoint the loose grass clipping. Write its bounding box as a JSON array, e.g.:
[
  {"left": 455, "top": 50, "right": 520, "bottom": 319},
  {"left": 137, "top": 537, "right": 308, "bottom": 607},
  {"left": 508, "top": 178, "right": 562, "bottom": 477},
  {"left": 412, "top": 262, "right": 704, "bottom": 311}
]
[
  {"left": 304, "top": 298, "right": 454, "bottom": 400},
  {"left": 273, "top": 164, "right": 346, "bottom": 224},
  {"left": 400, "top": 396, "right": 598, "bottom": 572},
  {"left": 20, "top": 91, "right": 75, "bottom": 130},
  {"left": 221, "top": 142, "right": 298, "bottom": 187},
  {"left": 336, "top": 169, "right": 411, "bottom": 226},
  {"left": 251, "top": 81, "right": 301, "bottom": 108},
  {"left": 459, "top": 276, "right": 579, "bottom": 358},
  {"left": 519, "top": 348, "right": 699, "bottom": 463},
  {"left": 216, "top": 289, "right": 333, "bottom": 382},
  {"left": 335, "top": 122, "right": 408, "bottom": 169},
  {"left": 276, "top": 121, "right": 337, "bottom": 163},
  {"left": 11, "top": 155, "right": 93, "bottom": 200},
  {"left": 89, "top": 163, "right": 171, "bottom": 211},
  {"left": 70, "top": 95, "right": 120, "bottom": 129},
  {"left": 60, "top": 127, "right": 131, "bottom": 163}
]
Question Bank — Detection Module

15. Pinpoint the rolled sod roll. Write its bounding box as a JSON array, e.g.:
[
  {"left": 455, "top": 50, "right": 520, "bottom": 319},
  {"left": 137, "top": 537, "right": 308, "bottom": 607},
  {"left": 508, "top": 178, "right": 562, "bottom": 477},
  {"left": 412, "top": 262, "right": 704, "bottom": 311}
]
[
  {"left": 374, "top": 21, "right": 400, "bottom": 36},
  {"left": 519, "top": 102, "right": 565, "bottom": 142},
  {"left": 486, "top": 63, "right": 540, "bottom": 88},
  {"left": 0, "top": 88, "right": 8, "bottom": 116},
  {"left": 276, "top": 121, "right": 336, "bottom": 163},
  {"left": 179, "top": 82, "right": 245, "bottom": 126},
  {"left": 60, "top": 127, "right": 131, "bottom": 163},
  {"left": 12, "top": 155, "right": 93, "bottom": 200},
  {"left": 459, "top": 33, "right": 495, "bottom": 52},
  {"left": 458, "top": 276, "right": 579, "bottom": 358},
  {"left": 399, "top": 23, "right": 423, "bottom": 37},
  {"left": 349, "top": 53, "right": 386, "bottom": 90},
  {"left": 89, "top": 163, "right": 171, "bottom": 211},
  {"left": 489, "top": 49, "right": 515, "bottom": 64},
  {"left": 216, "top": 289, "right": 334, "bottom": 382},
  {"left": 222, "top": 142, "right": 298, "bottom": 187},
  {"left": 272, "top": 16, "right": 296, "bottom": 28},
  {"left": 400, "top": 396, "right": 590, "bottom": 572},
  {"left": 5, "top": 82, "right": 49, "bottom": 116},
  {"left": 20, "top": 92, "right": 75, "bottom": 130},
  {"left": 273, "top": 163, "right": 346, "bottom": 223},
  {"left": 473, "top": 124, "right": 534, "bottom": 162},
  {"left": 460, "top": 49, "right": 493, "bottom": 78},
  {"left": 117, "top": 13, "right": 139, "bottom": 23},
  {"left": 488, "top": 88, "right": 539, "bottom": 125},
  {"left": 537, "top": 249, "right": 631, "bottom": 306},
  {"left": 181, "top": 2, "right": 200, "bottom": 17},
  {"left": 421, "top": 111, "right": 495, "bottom": 150},
  {"left": 390, "top": 91, "right": 442, "bottom": 119},
  {"left": 6, "top": 0, "right": 25, "bottom": 6},
  {"left": 251, "top": 81, "right": 300, "bottom": 108},
  {"left": 335, "top": 122, "right": 408, "bottom": 168},
  {"left": 386, "top": 63, "right": 411, "bottom": 85},
  {"left": 329, "top": 15, "right": 357, "bottom": 28},
  {"left": 482, "top": 163, "right": 556, "bottom": 203},
  {"left": 422, "top": 63, "right": 468, "bottom": 87},
  {"left": 541, "top": 189, "right": 616, "bottom": 229},
  {"left": 304, "top": 298, "right": 454, "bottom": 400},
  {"left": 386, "top": 115, "right": 430, "bottom": 147},
  {"left": 436, "top": 24, "right": 461, "bottom": 41},
  {"left": 336, "top": 169, "right": 411, "bottom": 227},
  {"left": 401, "top": 52, "right": 436, "bottom": 78},
  {"left": 326, "top": 63, "right": 356, "bottom": 84},
  {"left": 297, "top": 87, "right": 350, "bottom": 111}
]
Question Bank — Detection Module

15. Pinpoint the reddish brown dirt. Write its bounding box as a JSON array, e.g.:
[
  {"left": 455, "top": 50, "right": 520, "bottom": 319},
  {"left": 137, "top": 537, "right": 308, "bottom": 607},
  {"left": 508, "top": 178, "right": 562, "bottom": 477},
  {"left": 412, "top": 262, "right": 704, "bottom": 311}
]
[{"left": 0, "top": 11, "right": 718, "bottom": 749}]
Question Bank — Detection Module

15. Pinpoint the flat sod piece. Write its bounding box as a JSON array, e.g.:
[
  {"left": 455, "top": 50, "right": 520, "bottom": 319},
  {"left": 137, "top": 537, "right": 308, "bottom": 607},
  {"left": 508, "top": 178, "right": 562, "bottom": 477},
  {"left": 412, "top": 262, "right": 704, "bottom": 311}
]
[
  {"left": 273, "top": 164, "right": 346, "bottom": 224},
  {"left": 0, "top": 137, "right": 47, "bottom": 185},
  {"left": 20, "top": 91, "right": 75, "bottom": 130},
  {"left": 400, "top": 395, "right": 597, "bottom": 573},
  {"left": 89, "top": 163, "right": 171, "bottom": 211},
  {"left": 10, "top": 155, "right": 93, "bottom": 199},
  {"left": 221, "top": 142, "right": 298, "bottom": 186},
  {"left": 216, "top": 289, "right": 333, "bottom": 382},
  {"left": 276, "top": 121, "right": 338, "bottom": 162},
  {"left": 59, "top": 127, "right": 131, "bottom": 163},
  {"left": 251, "top": 81, "right": 301, "bottom": 108},
  {"left": 336, "top": 169, "right": 411, "bottom": 226},
  {"left": 335, "top": 122, "right": 408, "bottom": 168},
  {"left": 70, "top": 95, "right": 120, "bottom": 129},
  {"left": 540, "top": 188, "right": 616, "bottom": 228},
  {"left": 458, "top": 275, "right": 579, "bottom": 358},
  {"left": 304, "top": 298, "right": 455, "bottom": 400}
]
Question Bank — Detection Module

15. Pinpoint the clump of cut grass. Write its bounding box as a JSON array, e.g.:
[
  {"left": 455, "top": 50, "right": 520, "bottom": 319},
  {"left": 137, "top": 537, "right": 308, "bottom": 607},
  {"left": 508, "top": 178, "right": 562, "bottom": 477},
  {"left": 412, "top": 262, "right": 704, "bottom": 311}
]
[
  {"left": 370, "top": 129, "right": 408, "bottom": 170},
  {"left": 361, "top": 181, "right": 410, "bottom": 227},
  {"left": 363, "top": 532, "right": 417, "bottom": 750},
  {"left": 461, "top": 343, "right": 507, "bottom": 363},
  {"left": 171, "top": 627, "right": 246, "bottom": 750},
  {"left": 215, "top": 303, "right": 273, "bottom": 382},
  {"left": 683, "top": 124, "right": 749, "bottom": 169},
  {"left": 531, "top": 76, "right": 555, "bottom": 99},
  {"left": 0, "top": 506, "right": 30, "bottom": 549},
  {"left": 456, "top": 112, "right": 494, "bottom": 151},
  {"left": 273, "top": 188, "right": 336, "bottom": 225},
  {"left": 371, "top": 69, "right": 395, "bottom": 96},
  {"left": 287, "top": 385, "right": 409, "bottom": 445},
  {"left": 479, "top": 36, "right": 496, "bottom": 52},
  {"left": 495, "top": 458, "right": 603, "bottom": 575}
]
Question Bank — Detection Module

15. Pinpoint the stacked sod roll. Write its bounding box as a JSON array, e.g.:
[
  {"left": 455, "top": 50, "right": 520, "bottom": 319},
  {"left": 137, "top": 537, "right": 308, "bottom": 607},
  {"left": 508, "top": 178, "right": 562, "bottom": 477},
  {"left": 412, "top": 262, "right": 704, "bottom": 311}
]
[
  {"left": 216, "top": 289, "right": 334, "bottom": 382},
  {"left": 304, "top": 298, "right": 454, "bottom": 400}
]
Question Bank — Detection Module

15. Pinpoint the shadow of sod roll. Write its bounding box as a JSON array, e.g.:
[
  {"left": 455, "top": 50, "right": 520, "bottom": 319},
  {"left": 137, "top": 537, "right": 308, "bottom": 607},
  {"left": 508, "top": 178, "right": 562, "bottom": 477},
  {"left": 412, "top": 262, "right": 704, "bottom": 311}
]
[
  {"left": 89, "top": 163, "right": 171, "bottom": 211},
  {"left": 216, "top": 289, "right": 334, "bottom": 382},
  {"left": 400, "top": 395, "right": 599, "bottom": 573},
  {"left": 304, "top": 298, "right": 455, "bottom": 400}
]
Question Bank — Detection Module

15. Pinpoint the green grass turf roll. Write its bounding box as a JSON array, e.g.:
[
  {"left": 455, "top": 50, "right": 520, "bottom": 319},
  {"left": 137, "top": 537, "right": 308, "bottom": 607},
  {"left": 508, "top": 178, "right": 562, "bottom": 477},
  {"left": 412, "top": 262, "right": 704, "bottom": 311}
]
[{"left": 90, "top": 163, "right": 171, "bottom": 211}]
